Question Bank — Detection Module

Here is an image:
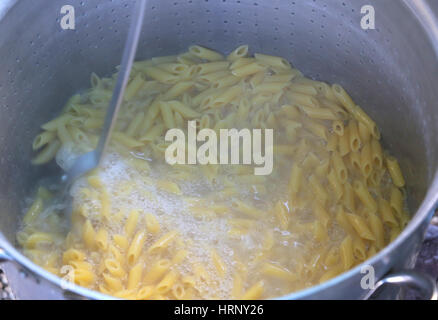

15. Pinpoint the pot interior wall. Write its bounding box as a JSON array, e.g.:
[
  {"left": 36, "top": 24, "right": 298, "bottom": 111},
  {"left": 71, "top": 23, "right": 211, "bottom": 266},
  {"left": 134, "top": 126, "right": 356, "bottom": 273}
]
[{"left": 0, "top": 0, "right": 437, "bottom": 244}]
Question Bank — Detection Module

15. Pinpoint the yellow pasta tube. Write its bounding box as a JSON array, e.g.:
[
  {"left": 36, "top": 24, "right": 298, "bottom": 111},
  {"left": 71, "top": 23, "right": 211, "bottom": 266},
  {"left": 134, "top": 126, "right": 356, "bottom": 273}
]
[
  {"left": 32, "top": 131, "right": 56, "bottom": 150},
  {"left": 358, "top": 121, "right": 371, "bottom": 144},
  {"left": 338, "top": 128, "right": 350, "bottom": 156},
  {"left": 261, "top": 263, "right": 297, "bottom": 281},
  {"left": 232, "top": 274, "right": 243, "bottom": 299},
  {"left": 210, "top": 249, "right": 226, "bottom": 277},
  {"left": 128, "top": 261, "right": 143, "bottom": 290},
  {"left": 62, "top": 249, "right": 85, "bottom": 264},
  {"left": 353, "top": 180, "right": 377, "bottom": 213},
  {"left": 332, "top": 152, "right": 348, "bottom": 184},
  {"left": 342, "top": 182, "right": 355, "bottom": 212},
  {"left": 254, "top": 82, "right": 288, "bottom": 94},
  {"left": 227, "top": 45, "right": 249, "bottom": 62},
  {"left": 346, "top": 213, "right": 375, "bottom": 241},
  {"left": 340, "top": 236, "right": 354, "bottom": 269},
  {"left": 242, "top": 281, "right": 264, "bottom": 300},
  {"left": 125, "top": 209, "right": 139, "bottom": 238},
  {"left": 288, "top": 163, "right": 302, "bottom": 197},
  {"left": 139, "top": 98, "right": 161, "bottom": 136},
  {"left": 112, "top": 132, "right": 144, "bottom": 148},
  {"left": 197, "top": 70, "right": 228, "bottom": 84},
  {"left": 352, "top": 236, "right": 367, "bottom": 261},
  {"left": 125, "top": 111, "right": 145, "bottom": 137},
  {"left": 157, "top": 63, "right": 189, "bottom": 75},
  {"left": 124, "top": 73, "right": 145, "bottom": 100},
  {"left": 315, "top": 158, "right": 330, "bottom": 178},
  {"left": 274, "top": 200, "right": 289, "bottom": 229},
  {"left": 171, "top": 283, "right": 185, "bottom": 300},
  {"left": 313, "top": 220, "right": 328, "bottom": 242},
  {"left": 156, "top": 180, "right": 182, "bottom": 195},
  {"left": 73, "top": 268, "right": 95, "bottom": 287},
  {"left": 197, "top": 61, "right": 230, "bottom": 74},
  {"left": 349, "top": 151, "right": 361, "bottom": 172},
  {"left": 254, "top": 53, "right": 291, "bottom": 70},
  {"left": 24, "top": 232, "right": 54, "bottom": 249},
  {"left": 155, "top": 271, "right": 178, "bottom": 295},
  {"left": 230, "top": 57, "right": 255, "bottom": 69},
  {"left": 378, "top": 198, "right": 398, "bottom": 227},
  {"left": 104, "top": 258, "right": 125, "bottom": 278},
  {"left": 368, "top": 213, "right": 385, "bottom": 249},
  {"left": 172, "top": 250, "right": 188, "bottom": 265},
  {"left": 23, "top": 197, "right": 44, "bottom": 225},
  {"left": 232, "top": 200, "right": 265, "bottom": 218},
  {"left": 143, "top": 66, "right": 178, "bottom": 83},
  {"left": 100, "top": 188, "right": 111, "bottom": 220},
  {"left": 332, "top": 120, "right": 345, "bottom": 136},
  {"left": 148, "top": 230, "right": 178, "bottom": 254},
  {"left": 102, "top": 272, "right": 123, "bottom": 292},
  {"left": 327, "top": 168, "right": 343, "bottom": 202},
  {"left": 145, "top": 213, "right": 160, "bottom": 234},
  {"left": 113, "top": 234, "right": 129, "bottom": 251},
  {"left": 41, "top": 114, "right": 74, "bottom": 131},
  {"left": 136, "top": 286, "right": 154, "bottom": 300},
  {"left": 336, "top": 206, "right": 355, "bottom": 235},
  {"left": 139, "top": 123, "right": 165, "bottom": 142},
  {"left": 95, "top": 228, "right": 108, "bottom": 251},
  {"left": 31, "top": 140, "right": 61, "bottom": 165},
  {"left": 390, "top": 186, "right": 404, "bottom": 218},
  {"left": 249, "top": 71, "right": 265, "bottom": 88},
  {"left": 57, "top": 123, "right": 74, "bottom": 145},
  {"left": 83, "top": 219, "right": 96, "bottom": 249},
  {"left": 210, "top": 85, "right": 243, "bottom": 108},
  {"left": 127, "top": 231, "right": 146, "bottom": 265},
  {"left": 108, "top": 244, "right": 124, "bottom": 265},
  {"left": 168, "top": 100, "right": 200, "bottom": 118},
  {"left": 288, "top": 92, "right": 319, "bottom": 108},
  {"left": 160, "top": 101, "right": 176, "bottom": 129},
  {"left": 321, "top": 99, "right": 348, "bottom": 119},
  {"left": 300, "top": 105, "right": 337, "bottom": 121},
  {"left": 386, "top": 155, "right": 405, "bottom": 187},
  {"left": 143, "top": 259, "right": 171, "bottom": 285},
  {"left": 231, "top": 62, "right": 265, "bottom": 77},
  {"left": 290, "top": 83, "right": 318, "bottom": 96},
  {"left": 326, "top": 133, "right": 338, "bottom": 152},
  {"left": 360, "top": 142, "right": 372, "bottom": 178},
  {"left": 304, "top": 119, "right": 327, "bottom": 141},
  {"left": 352, "top": 105, "right": 380, "bottom": 140},
  {"left": 371, "top": 139, "right": 383, "bottom": 169},
  {"left": 348, "top": 120, "right": 361, "bottom": 152},
  {"left": 331, "top": 84, "right": 356, "bottom": 114},
  {"left": 189, "top": 45, "right": 224, "bottom": 61},
  {"left": 313, "top": 202, "right": 330, "bottom": 228}
]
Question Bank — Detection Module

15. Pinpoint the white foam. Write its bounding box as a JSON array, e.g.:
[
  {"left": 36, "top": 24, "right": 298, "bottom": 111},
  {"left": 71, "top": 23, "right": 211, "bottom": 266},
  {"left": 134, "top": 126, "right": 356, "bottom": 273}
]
[{"left": 70, "top": 151, "right": 240, "bottom": 298}]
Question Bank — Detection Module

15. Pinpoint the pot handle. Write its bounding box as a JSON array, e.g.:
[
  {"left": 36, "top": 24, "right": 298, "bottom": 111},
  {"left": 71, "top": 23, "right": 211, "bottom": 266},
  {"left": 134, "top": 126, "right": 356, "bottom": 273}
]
[{"left": 365, "top": 270, "right": 437, "bottom": 300}]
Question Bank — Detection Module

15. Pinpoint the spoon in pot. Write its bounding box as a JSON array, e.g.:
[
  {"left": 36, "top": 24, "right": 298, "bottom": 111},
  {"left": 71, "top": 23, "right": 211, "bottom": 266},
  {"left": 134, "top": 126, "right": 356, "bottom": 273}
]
[{"left": 57, "top": 0, "right": 146, "bottom": 219}]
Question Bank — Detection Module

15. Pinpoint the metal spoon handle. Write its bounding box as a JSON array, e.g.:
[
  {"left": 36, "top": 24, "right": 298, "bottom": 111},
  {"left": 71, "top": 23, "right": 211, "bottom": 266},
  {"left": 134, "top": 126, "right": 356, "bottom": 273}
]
[{"left": 95, "top": 0, "right": 146, "bottom": 164}]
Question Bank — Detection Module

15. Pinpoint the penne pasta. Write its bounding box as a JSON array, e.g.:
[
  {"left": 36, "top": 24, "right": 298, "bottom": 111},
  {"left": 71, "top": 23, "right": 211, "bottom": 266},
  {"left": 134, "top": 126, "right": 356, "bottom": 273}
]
[{"left": 23, "top": 45, "right": 410, "bottom": 300}]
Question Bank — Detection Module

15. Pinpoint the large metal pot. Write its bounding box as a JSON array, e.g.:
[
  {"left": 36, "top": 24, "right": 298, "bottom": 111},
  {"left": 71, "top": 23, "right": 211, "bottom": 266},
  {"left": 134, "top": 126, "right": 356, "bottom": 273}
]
[{"left": 0, "top": 0, "right": 437, "bottom": 299}]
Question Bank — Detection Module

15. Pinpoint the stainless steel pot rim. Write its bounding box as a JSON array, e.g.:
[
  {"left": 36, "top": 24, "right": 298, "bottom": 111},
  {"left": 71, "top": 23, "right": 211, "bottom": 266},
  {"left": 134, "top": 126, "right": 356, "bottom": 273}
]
[{"left": 0, "top": 0, "right": 437, "bottom": 300}]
